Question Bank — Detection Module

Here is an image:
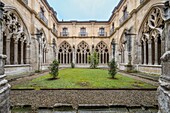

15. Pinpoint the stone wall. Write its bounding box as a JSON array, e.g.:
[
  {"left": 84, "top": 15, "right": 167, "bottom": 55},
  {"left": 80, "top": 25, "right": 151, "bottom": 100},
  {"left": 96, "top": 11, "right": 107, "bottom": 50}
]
[
  {"left": 5, "top": 65, "right": 32, "bottom": 76},
  {"left": 0, "top": 55, "right": 10, "bottom": 113},
  {"left": 0, "top": 2, "right": 10, "bottom": 112},
  {"left": 158, "top": 1, "right": 170, "bottom": 112},
  {"left": 138, "top": 65, "right": 161, "bottom": 75},
  {"left": 158, "top": 51, "right": 170, "bottom": 113}
]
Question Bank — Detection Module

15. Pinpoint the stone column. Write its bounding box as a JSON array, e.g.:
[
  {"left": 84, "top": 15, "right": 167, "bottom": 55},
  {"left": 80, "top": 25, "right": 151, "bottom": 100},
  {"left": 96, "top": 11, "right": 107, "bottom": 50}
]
[
  {"left": 63, "top": 52, "right": 66, "bottom": 64},
  {"left": 20, "top": 41, "right": 24, "bottom": 64},
  {"left": 66, "top": 53, "right": 68, "bottom": 64},
  {"left": 69, "top": 53, "right": 71, "bottom": 64},
  {"left": 72, "top": 46, "right": 75, "bottom": 64},
  {"left": 0, "top": 55, "right": 10, "bottom": 112},
  {"left": 78, "top": 53, "right": 80, "bottom": 64},
  {"left": 56, "top": 48, "right": 58, "bottom": 61},
  {"left": 102, "top": 52, "right": 104, "bottom": 64},
  {"left": 148, "top": 39, "right": 152, "bottom": 65},
  {"left": 0, "top": 23, "right": 2, "bottom": 55},
  {"left": 84, "top": 53, "right": 86, "bottom": 64},
  {"left": 26, "top": 45, "right": 30, "bottom": 64},
  {"left": 81, "top": 53, "right": 83, "bottom": 64},
  {"left": 138, "top": 43, "right": 142, "bottom": 64},
  {"left": 144, "top": 41, "right": 147, "bottom": 65},
  {"left": 60, "top": 53, "right": 62, "bottom": 64},
  {"left": 14, "top": 40, "right": 18, "bottom": 64},
  {"left": 154, "top": 39, "right": 158, "bottom": 65},
  {"left": 157, "top": 3, "right": 170, "bottom": 112},
  {"left": 6, "top": 39, "right": 10, "bottom": 65},
  {"left": 0, "top": 2, "right": 11, "bottom": 112}
]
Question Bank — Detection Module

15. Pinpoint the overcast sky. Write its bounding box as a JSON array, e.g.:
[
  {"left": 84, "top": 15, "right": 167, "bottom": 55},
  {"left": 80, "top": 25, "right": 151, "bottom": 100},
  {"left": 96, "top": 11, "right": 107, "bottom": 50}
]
[{"left": 47, "top": 0, "right": 120, "bottom": 21}]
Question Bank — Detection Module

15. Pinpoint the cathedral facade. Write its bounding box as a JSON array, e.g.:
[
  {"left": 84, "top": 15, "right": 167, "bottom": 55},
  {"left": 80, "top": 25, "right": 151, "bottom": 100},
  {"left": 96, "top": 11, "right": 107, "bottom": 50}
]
[{"left": 1, "top": 0, "right": 170, "bottom": 76}]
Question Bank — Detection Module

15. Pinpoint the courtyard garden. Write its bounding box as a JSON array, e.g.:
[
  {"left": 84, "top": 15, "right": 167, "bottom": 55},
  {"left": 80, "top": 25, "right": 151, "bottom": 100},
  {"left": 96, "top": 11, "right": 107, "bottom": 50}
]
[{"left": 12, "top": 68, "right": 156, "bottom": 89}]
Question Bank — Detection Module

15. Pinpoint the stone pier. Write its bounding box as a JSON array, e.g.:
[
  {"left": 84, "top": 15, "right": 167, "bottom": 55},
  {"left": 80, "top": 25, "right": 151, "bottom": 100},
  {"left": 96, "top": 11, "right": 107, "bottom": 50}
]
[
  {"left": 157, "top": 1, "right": 170, "bottom": 112},
  {"left": 0, "top": 55, "right": 10, "bottom": 112},
  {"left": 0, "top": 1, "right": 10, "bottom": 113},
  {"left": 158, "top": 51, "right": 170, "bottom": 113}
]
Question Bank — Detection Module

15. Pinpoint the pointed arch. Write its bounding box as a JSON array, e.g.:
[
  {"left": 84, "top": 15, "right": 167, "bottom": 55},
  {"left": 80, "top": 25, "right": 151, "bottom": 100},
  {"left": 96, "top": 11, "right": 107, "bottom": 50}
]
[
  {"left": 3, "top": 6, "right": 31, "bottom": 43},
  {"left": 3, "top": 7, "right": 31, "bottom": 65},
  {"left": 138, "top": 6, "right": 165, "bottom": 42},
  {"left": 76, "top": 41, "right": 90, "bottom": 64},
  {"left": 138, "top": 6, "right": 165, "bottom": 65},
  {"left": 58, "top": 41, "right": 72, "bottom": 64},
  {"left": 95, "top": 41, "right": 109, "bottom": 64}
]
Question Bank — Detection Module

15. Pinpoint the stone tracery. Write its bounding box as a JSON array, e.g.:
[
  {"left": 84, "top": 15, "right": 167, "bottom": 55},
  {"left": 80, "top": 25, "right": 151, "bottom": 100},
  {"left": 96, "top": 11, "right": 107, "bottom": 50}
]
[
  {"left": 76, "top": 41, "right": 90, "bottom": 64},
  {"left": 139, "top": 7, "right": 165, "bottom": 66},
  {"left": 2, "top": 8, "right": 30, "bottom": 65},
  {"left": 58, "top": 41, "right": 72, "bottom": 64},
  {"left": 95, "top": 41, "right": 109, "bottom": 64}
]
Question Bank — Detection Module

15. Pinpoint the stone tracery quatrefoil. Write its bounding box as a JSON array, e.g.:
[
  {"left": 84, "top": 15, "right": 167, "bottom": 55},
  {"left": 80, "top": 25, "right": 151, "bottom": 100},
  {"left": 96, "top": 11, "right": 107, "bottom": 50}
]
[
  {"left": 59, "top": 42, "right": 72, "bottom": 53},
  {"left": 148, "top": 8, "right": 164, "bottom": 30}
]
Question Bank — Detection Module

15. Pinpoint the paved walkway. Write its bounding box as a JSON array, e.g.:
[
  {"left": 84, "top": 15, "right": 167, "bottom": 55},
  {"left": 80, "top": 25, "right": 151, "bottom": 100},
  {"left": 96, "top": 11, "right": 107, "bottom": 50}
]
[{"left": 12, "top": 106, "right": 158, "bottom": 113}]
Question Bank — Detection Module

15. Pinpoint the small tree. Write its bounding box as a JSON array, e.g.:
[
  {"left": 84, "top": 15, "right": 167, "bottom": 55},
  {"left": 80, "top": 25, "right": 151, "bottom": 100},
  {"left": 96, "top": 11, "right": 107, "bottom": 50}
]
[
  {"left": 49, "top": 60, "right": 59, "bottom": 79},
  {"left": 88, "top": 51, "right": 99, "bottom": 69},
  {"left": 108, "top": 59, "right": 117, "bottom": 78}
]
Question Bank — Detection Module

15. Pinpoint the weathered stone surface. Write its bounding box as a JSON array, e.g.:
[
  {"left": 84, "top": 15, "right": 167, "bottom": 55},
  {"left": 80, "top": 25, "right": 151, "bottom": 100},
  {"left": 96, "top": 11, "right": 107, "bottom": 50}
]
[
  {"left": 11, "top": 106, "right": 158, "bottom": 113},
  {"left": 158, "top": 86, "right": 170, "bottom": 113},
  {"left": 0, "top": 55, "right": 10, "bottom": 112},
  {"left": 158, "top": 51, "right": 170, "bottom": 113}
]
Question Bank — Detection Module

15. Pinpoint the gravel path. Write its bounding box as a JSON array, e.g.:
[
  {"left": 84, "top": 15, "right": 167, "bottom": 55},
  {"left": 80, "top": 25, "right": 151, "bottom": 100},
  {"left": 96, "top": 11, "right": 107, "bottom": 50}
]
[{"left": 10, "top": 89, "right": 157, "bottom": 109}]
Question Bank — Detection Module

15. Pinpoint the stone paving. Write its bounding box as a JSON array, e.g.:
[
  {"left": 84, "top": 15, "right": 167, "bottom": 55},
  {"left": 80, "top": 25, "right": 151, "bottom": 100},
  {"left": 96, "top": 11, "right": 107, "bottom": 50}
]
[{"left": 12, "top": 107, "right": 158, "bottom": 113}]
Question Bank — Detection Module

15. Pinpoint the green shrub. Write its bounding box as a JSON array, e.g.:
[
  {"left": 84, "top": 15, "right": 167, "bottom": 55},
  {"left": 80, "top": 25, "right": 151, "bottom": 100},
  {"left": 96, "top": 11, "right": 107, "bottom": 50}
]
[
  {"left": 108, "top": 59, "right": 117, "bottom": 78},
  {"left": 49, "top": 60, "right": 59, "bottom": 79},
  {"left": 71, "top": 62, "right": 75, "bottom": 68},
  {"left": 88, "top": 51, "right": 99, "bottom": 69}
]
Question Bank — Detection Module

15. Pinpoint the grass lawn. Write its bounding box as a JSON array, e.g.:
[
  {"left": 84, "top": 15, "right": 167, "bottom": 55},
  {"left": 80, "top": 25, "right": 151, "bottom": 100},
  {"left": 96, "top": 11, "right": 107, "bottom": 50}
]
[{"left": 12, "top": 68, "right": 156, "bottom": 89}]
